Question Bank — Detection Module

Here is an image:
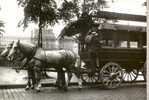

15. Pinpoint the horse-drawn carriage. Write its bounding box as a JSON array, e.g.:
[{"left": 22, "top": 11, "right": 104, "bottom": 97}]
[{"left": 79, "top": 26, "right": 146, "bottom": 89}]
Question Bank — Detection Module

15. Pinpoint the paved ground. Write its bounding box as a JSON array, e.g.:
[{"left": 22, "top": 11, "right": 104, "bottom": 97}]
[
  {"left": 0, "top": 85, "right": 146, "bottom": 100},
  {"left": 0, "top": 66, "right": 146, "bottom": 100}
]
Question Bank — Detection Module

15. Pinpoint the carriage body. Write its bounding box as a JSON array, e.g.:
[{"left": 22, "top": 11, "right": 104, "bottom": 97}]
[
  {"left": 81, "top": 48, "right": 146, "bottom": 70},
  {"left": 80, "top": 28, "right": 146, "bottom": 88}
]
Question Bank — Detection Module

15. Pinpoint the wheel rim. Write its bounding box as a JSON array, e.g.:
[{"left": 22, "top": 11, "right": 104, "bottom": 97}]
[
  {"left": 122, "top": 69, "right": 138, "bottom": 82},
  {"left": 100, "top": 62, "right": 123, "bottom": 89}
]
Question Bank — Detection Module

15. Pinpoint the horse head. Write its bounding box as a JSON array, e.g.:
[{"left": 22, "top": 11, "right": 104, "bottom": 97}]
[
  {"left": 0, "top": 41, "right": 14, "bottom": 58},
  {"left": 7, "top": 40, "right": 21, "bottom": 61}
]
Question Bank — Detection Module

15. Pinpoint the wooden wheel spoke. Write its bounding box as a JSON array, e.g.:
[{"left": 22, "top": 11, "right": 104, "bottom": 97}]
[
  {"left": 107, "top": 66, "right": 112, "bottom": 72},
  {"left": 109, "top": 81, "right": 113, "bottom": 87},
  {"left": 131, "top": 72, "right": 137, "bottom": 78},
  {"left": 103, "top": 74, "right": 110, "bottom": 77},
  {"left": 132, "top": 70, "right": 137, "bottom": 74},
  {"left": 114, "top": 67, "right": 118, "bottom": 73},
  {"left": 123, "top": 73, "right": 127, "bottom": 80},
  {"left": 130, "top": 72, "right": 136, "bottom": 79},
  {"left": 132, "top": 71, "right": 137, "bottom": 76},
  {"left": 129, "top": 73, "right": 133, "bottom": 81},
  {"left": 114, "top": 78, "right": 120, "bottom": 82},
  {"left": 115, "top": 71, "right": 122, "bottom": 76},
  {"left": 112, "top": 66, "right": 117, "bottom": 73},
  {"left": 105, "top": 80, "right": 110, "bottom": 86},
  {"left": 122, "top": 69, "right": 138, "bottom": 82},
  {"left": 104, "top": 68, "right": 111, "bottom": 74}
]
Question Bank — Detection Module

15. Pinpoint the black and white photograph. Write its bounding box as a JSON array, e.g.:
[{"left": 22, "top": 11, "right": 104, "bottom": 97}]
[{"left": 0, "top": 0, "right": 147, "bottom": 100}]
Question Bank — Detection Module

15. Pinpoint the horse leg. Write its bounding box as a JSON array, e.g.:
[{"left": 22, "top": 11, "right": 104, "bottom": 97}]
[
  {"left": 34, "top": 65, "right": 42, "bottom": 92},
  {"left": 61, "top": 70, "right": 67, "bottom": 91},
  {"left": 56, "top": 71, "right": 61, "bottom": 89},
  {"left": 66, "top": 71, "right": 73, "bottom": 87},
  {"left": 30, "top": 67, "right": 36, "bottom": 89},
  {"left": 25, "top": 69, "right": 31, "bottom": 90},
  {"left": 74, "top": 68, "right": 82, "bottom": 90},
  {"left": 42, "top": 69, "right": 49, "bottom": 78},
  {"left": 57, "top": 68, "right": 67, "bottom": 91},
  {"left": 76, "top": 74, "right": 82, "bottom": 90}
]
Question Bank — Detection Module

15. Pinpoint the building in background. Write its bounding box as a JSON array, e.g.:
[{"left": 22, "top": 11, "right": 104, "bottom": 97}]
[
  {"left": 31, "top": 28, "right": 78, "bottom": 52},
  {"left": 0, "top": 29, "right": 78, "bottom": 54},
  {"left": 31, "top": 28, "right": 59, "bottom": 50},
  {"left": 59, "top": 36, "right": 78, "bottom": 54},
  {"left": 0, "top": 36, "right": 31, "bottom": 48}
]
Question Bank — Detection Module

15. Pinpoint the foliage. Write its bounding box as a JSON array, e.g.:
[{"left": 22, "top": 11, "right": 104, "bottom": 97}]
[
  {"left": 59, "top": 0, "right": 108, "bottom": 37},
  {"left": 17, "top": 0, "right": 58, "bottom": 28},
  {"left": 58, "top": 0, "right": 80, "bottom": 22},
  {"left": 17, "top": 0, "right": 107, "bottom": 28},
  {"left": 17, "top": 0, "right": 108, "bottom": 46}
]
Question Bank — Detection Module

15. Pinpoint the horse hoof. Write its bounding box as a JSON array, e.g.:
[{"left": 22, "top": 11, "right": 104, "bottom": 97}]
[
  {"left": 64, "top": 87, "right": 68, "bottom": 92},
  {"left": 25, "top": 88, "right": 29, "bottom": 91},
  {"left": 31, "top": 86, "right": 34, "bottom": 89},
  {"left": 25, "top": 86, "right": 30, "bottom": 91},
  {"left": 78, "top": 88, "right": 82, "bottom": 91},
  {"left": 35, "top": 89, "right": 40, "bottom": 93}
]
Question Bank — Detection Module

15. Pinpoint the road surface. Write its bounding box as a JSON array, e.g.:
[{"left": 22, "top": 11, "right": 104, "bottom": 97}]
[
  {"left": 0, "top": 85, "right": 146, "bottom": 100},
  {"left": 0, "top": 66, "right": 146, "bottom": 100}
]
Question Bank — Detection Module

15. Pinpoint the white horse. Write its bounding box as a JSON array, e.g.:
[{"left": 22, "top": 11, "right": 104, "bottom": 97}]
[{"left": 7, "top": 40, "right": 82, "bottom": 92}]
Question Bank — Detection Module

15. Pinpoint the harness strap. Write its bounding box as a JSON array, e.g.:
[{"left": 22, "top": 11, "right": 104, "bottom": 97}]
[
  {"left": 27, "top": 46, "right": 37, "bottom": 60},
  {"left": 22, "top": 46, "right": 37, "bottom": 68}
]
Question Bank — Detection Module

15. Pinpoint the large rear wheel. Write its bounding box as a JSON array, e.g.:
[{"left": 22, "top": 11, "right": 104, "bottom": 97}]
[
  {"left": 122, "top": 68, "right": 139, "bottom": 82},
  {"left": 100, "top": 62, "right": 123, "bottom": 89}
]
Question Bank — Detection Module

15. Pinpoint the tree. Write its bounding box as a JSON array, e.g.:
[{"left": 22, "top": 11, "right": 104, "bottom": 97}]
[
  {"left": 17, "top": 0, "right": 58, "bottom": 47},
  {"left": 17, "top": 0, "right": 108, "bottom": 47},
  {"left": 17, "top": 0, "right": 106, "bottom": 47},
  {"left": 59, "top": 0, "right": 108, "bottom": 36}
]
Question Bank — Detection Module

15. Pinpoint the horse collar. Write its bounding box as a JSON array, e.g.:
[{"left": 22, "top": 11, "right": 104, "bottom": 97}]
[{"left": 28, "top": 46, "right": 37, "bottom": 60}]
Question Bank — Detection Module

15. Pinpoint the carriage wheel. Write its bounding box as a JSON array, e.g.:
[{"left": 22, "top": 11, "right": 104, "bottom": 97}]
[
  {"left": 100, "top": 62, "right": 123, "bottom": 89},
  {"left": 80, "top": 64, "right": 99, "bottom": 83},
  {"left": 81, "top": 71, "right": 99, "bottom": 83},
  {"left": 122, "top": 69, "right": 139, "bottom": 82}
]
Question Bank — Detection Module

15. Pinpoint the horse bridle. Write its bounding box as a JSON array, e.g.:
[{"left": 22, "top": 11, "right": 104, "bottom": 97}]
[
  {"left": 10, "top": 41, "right": 37, "bottom": 68},
  {"left": 7, "top": 41, "right": 26, "bottom": 69}
]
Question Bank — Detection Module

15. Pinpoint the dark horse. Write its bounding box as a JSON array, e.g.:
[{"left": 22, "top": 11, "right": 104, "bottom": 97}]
[{"left": 7, "top": 40, "right": 82, "bottom": 91}]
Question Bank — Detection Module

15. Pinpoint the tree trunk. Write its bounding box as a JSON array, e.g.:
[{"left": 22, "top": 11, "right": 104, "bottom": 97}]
[{"left": 38, "top": 21, "right": 43, "bottom": 48}]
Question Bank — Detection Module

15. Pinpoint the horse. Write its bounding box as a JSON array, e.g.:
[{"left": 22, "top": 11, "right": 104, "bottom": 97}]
[
  {"left": 0, "top": 41, "right": 36, "bottom": 90},
  {"left": 7, "top": 40, "right": 82, "bottom": 91}
]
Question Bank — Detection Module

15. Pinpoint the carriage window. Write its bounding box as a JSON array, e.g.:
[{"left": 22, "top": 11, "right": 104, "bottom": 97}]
[
  {"left": 108, "top": 40, "right": 114, "bottom": 47},
  {"left": 118, "top": 41, "right": 127, "bottom": 48},
  {"left": 101, "top": 40, "right": 114, "bottom": 48},
  {"left": 130, "top": 41, "right": 138, "bottom": 48},
  {"left": 143, "top": 45, "right": 146, "bottom": 48}
]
